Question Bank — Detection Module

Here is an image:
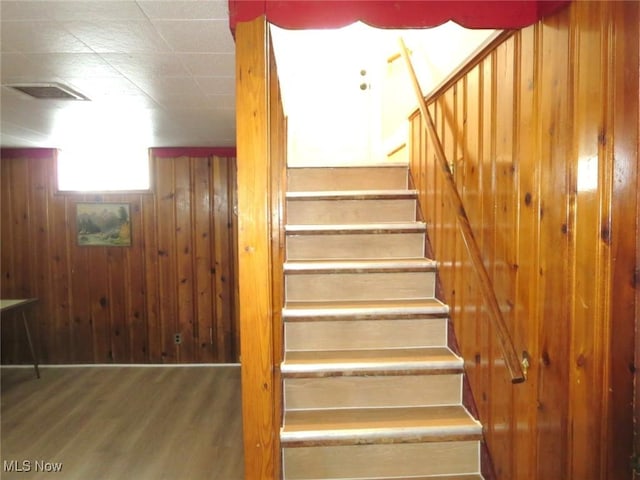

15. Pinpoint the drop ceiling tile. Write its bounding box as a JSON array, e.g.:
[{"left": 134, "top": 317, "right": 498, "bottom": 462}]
[
  {"left": 204, "top": 94, "right": 235, "bottom": 109},
  {"left": 0, "top": 53, "right": 50, "bottom": 79},
  {"left": 90, "top": 95, "right": 160, "bottom": 109},
  {"left": 138, "top": 1, "right": 228, "bottom": 20},
  {"left": 156, "top": 110, "right": 235, "bottom": 144},
  {"left": 0, "top": 21, "right": 92, "bottom": 53},
  {"left": 155, "top": 94, "right": 216, "bottom": 110},
  {"left": 178, "top": 53, "right": 235, "bottom": 76},
  {"left": 63, "top": 76, "right": 147, "bottom": 99},
  {"left": 0, "top": 97, "right": 66, "bottom": 135},
  {"left": 130, "top": 76, "right": 204, "bottom": 101},
  {"left": 0, "top": 87, "right": 35, "bottom": 107},
  {"left": 0, "top": 123, "right": 49, "bottom": 147},
  {"left": 152, "top": 19, "right": 234, "bottom": 53},
  {"left": 22, "top": 53, "right": 122, "bottom": 79},
  {"left": 203, "top": 108, "right": 235, "bottom": 126},
  {"left": 194, "top": 76, "right": 235, "bottom": 95},
  {"left": 0, "top": 1, "right": 146, "bottom": 22},
  {"left": 100, "top": 53, "right": 190, "bottom": 80},
  {"left": 64, "top": 20, "right": 172, "bottom": 53},
  {"left": 156, "top": 92, "right": 234, "bottom": 110},
  {"left": 149, "top": 120, "right": 218, "bottom": 146}
]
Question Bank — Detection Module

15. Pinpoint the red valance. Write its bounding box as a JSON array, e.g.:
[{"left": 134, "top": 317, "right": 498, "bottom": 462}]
[
  {"left": 150, "top": 147, "right": 237, "bottom": 158},
  {"left": 229, "top": 0, "right": 570, "bottom": 32},
  {"left": 0, "top": 148, "right": 56, "bottom": 159},
  {"left": 1, "top": 148, "right": 237, "bottom": 159}
]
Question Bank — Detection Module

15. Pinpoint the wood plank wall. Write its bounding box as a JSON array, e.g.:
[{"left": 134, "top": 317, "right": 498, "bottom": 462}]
[
  {"left": 0, "top": 149, "right": 239, "bottom": 365},
  {"left": 236, "top": 17, "right": 287, "bottom": 480},
  {"left": 408, "top": 2, "right": 638, "bottom": 479}
]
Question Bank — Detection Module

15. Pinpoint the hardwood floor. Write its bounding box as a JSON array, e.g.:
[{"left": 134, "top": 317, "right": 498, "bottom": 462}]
[{"left": 1, "top": 366, "right": 244, "bottom": 480}]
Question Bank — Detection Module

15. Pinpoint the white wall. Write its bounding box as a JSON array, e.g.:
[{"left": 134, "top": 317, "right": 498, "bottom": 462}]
[{"left": 271, "top": 23, "right": 497, "bottom": 168}]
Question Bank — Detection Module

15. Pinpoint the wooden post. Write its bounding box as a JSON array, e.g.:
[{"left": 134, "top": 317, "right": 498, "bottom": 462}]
[{"left": 235, "top": 16, "right": 277, "bottom": 480}]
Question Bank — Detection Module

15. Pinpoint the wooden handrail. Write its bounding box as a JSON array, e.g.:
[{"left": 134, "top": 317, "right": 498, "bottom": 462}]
[{"left": 398, "top": 38, "right": 525, "bottom": 384}]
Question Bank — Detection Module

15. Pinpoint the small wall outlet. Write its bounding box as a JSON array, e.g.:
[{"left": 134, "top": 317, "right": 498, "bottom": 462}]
[{"left": 174, "top": 333, "right": 182, "bottom": 345}]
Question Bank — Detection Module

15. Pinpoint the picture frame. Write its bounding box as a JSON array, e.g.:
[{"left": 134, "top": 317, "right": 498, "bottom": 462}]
[{"left": 76, "top": 202, "right": 131, "bottom": 247}]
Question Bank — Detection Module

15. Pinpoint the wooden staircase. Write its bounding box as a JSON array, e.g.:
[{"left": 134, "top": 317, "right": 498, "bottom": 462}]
[{"left": 280, "top": 165, "right": 484, "bottom": 480}]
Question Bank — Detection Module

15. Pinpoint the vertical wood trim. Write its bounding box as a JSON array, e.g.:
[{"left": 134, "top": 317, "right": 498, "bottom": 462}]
[
  {"left": 512, "top": 25, "right": 542, "bottom": 480},
  {"left": 143, "top": 160, "right": 162, "bottom": 362},
  {"left": 1, "top": 160, "right": 17, "bottom": 361},
  {"left": 213, "top": 157, "right": 227, "bottom": 360},
  {"left": 230, "top": 157, "right": 240, "bottom": 361},
  {"left": 175, "top": 156, "right": 195, "bottom": 363},
  {"left": 479, "top": 55, "right": 493, "bottom": 424},
  {"left": 270, "top": 33, "right": 287, "bottom": 479},
  {"left": 70, "top": 195, "right": 91, "bottom": 362},
  {"left": 635, "top": 4, "right": 640, "bottom": 470},
  {"left": 193, "top": 156, "right": 213, "bottom": 362},
  {"left": 492, "top": 37, "right": 516, "bottom": 479},
  {"left": 27, "top": 158, "right": 49, "bottom": 361},
  {"left": 607, "top": 1, "right": 639, "bottom": 477},
  {"left": 462, "top": 67, "right": 480, "bottom": 399},
  {"left": 108, "top": 245, "right": 128, "bottom": 362},
  {"left": 157, "top": 159, "right": 178, "bottom": 362},
  {"left": 55, "top": 197, "right": 72, "bottom": 363},
  {"left": 567, "top": 4, "right": 609, "bottom": 478},
  {"left": 236, "top": 16, "right": 276, "bottom": 480},
  {"left": 128, "top": 197, "right": 147, "bottom": 363},
  {"left": 636, "top": 83, "right": 640, "bottom": 480},
  {"left": 597, "top": 12, "right": 614, "bottom": 477},
  {"left": 536, "top": 11, "right": 572, "bottom": 480},
  {"left": 453, "top": 80, "right": 466, "bottom": 357}
]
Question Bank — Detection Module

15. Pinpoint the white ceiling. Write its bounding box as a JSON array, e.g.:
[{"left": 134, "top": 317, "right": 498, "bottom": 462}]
[{"left": 0, "top": 0, "right": 236, "bottom": 148}]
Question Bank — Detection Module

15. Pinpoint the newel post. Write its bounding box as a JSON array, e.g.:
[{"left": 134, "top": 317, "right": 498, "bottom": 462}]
[{"left": 235, "top": 15, "right": 278, "bottom": 480}]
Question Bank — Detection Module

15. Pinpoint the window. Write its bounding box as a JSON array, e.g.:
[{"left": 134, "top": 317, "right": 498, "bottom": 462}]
[{"left": 57, "top": 145, "right": 151, "bottom": 192}]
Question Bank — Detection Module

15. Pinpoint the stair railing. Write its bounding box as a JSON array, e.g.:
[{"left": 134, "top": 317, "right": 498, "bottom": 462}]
[{"left": 398, "top": 37, "right": 526, "bottom": 384}]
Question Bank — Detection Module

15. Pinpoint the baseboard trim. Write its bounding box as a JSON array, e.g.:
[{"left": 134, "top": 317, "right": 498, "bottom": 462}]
[{"left": 1, "top": 363, "right": 241, "bottom": 369}]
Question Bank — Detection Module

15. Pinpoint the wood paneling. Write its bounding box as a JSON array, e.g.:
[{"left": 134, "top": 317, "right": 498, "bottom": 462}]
[
  {"left": 0, "top": 150, "right": 238, "bottom": 365},
  {"left": 236, "top": 16, "right": 287, "bottom": 480},
  {"left": 408, "top": 2, "right": 638, "bottom": 479}
]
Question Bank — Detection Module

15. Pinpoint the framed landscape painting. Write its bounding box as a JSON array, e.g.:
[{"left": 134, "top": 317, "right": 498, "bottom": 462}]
[{"left": 76, "top": 202, "right": 131, "bottom": 247}]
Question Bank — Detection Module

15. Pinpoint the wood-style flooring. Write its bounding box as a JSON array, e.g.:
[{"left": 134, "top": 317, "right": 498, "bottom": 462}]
[{"left": 1, "top": 366, "right": 244, "bottom": 480}]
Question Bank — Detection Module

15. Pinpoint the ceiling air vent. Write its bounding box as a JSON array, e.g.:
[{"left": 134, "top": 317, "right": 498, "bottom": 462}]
[{"left": 7, "top": 83, "right": 89, "bottom": 101}]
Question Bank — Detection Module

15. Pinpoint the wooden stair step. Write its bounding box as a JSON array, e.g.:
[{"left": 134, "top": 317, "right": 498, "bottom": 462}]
[
  {"left": 287, "top": 165, "right": 408, "bottom": 192},
  {"left": 285, "top": 265, "right": 436, "bottom": 302},
  {"left": 286, "top": 189, "right": 418, "bottom": 200},
  {"left": 283, "top": 299, "right": 449, "bottom": 320},
  {"left": 286, "top": 197, "right": 417, "bottom": 225},
  {"left": 281, "top": 347, "right": 462, "bottom": 377},
  {"left": 283, "top": 441, "right": 481, "bottom": 479},
  {"left": 284, "top": 258, "right": 437, "bottom": 274},
  {"left": 285, "top": 317, "right": 448, "bottom": 351},
  {"left": 281, "top": 405, "right": 482, "bottom": 446},
  {"left": 314, "top": 476, "right": 483, "bottom": 480},
  {"left": 286, "top": 222, "right": 426, "bottom": 235},
  {"left": 286, "top": 231, "right": 425, "bottom": 260},
  {"left": 284, "top": 373, "right": 462, "bottom": 410},
  {"left": 285, "top": 223, "right": 427, "bottom": 261}
]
